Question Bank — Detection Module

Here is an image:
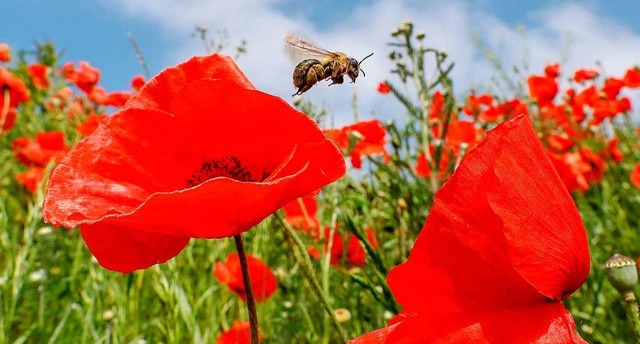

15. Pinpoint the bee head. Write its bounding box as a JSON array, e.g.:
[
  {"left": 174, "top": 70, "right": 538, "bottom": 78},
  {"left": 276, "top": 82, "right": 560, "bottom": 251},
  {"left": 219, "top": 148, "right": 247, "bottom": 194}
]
[{"left": 348, "top": 53, "right": 374, "bottom": 82}]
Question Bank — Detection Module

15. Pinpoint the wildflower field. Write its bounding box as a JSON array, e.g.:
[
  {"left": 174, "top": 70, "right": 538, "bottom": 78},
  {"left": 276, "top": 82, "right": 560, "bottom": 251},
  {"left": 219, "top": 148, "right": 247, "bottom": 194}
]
[{"left": 2, "top": 21, "right": 640, "bottom": 344}]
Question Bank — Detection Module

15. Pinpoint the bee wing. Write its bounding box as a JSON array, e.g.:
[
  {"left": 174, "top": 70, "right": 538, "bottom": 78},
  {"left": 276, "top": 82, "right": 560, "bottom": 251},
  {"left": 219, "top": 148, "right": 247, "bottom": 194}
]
[{"left": 283, "top": 34, "right": 339, "bottom": 61}]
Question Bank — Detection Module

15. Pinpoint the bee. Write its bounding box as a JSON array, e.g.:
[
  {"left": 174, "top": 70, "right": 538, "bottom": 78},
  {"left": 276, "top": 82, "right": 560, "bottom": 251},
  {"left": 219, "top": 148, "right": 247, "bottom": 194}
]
[{"left": 284, "top": 35, "right": 373, "bottom": 96}]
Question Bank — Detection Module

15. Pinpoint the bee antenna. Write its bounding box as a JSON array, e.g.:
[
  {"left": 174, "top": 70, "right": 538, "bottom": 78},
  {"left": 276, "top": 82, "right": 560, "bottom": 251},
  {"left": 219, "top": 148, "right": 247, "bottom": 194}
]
[
  {"left": 358, "top": 52, "right": 374, "bottom": 67},
  {"left": 361, "top": 68, "right": 366, "bottom": 77}
]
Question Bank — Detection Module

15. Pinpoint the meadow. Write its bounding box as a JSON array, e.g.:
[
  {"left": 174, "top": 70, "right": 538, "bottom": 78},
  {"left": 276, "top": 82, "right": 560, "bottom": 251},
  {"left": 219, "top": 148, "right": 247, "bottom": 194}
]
[{"left": 1, "top": 22, "right": 640, "bottom": 343}]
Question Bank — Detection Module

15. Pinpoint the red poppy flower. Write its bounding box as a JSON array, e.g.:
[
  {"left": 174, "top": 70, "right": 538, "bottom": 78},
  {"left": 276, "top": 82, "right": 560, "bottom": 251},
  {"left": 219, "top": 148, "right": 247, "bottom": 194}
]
[
  {"left": 214, "top": 253, "right": 277, "bottom": 303},
  {"left": 0, "top": 43, "right": 10, "bottom": 63},
  {"left": 1, "top": 108, "right": 16, "bottom": 133},
  {"left": 604, "top": 137, "right": 623, "bottom": 163},
  {"left": 579, "top": 146, "right": 605, "bottom": 183},
  {"left": 602, "top": 77, "right": 624, "bottom": 100},
  {"left": 415, "top": 147, "right": 451, "bottom": 181},
  {"left": 549, "top": 152, "right": 591, "bottom": 193},
  {"left": 28, "top": 63, "right": 50, "bottom": 89},
  {"left": 12, "top": 131, "right": 68, "bottom": 167},
  {"left": 349, "top": 115, "right": 590, "bottom": 344},
  {"left": 283, "top": 195, "right": 321, "bottom": 239},
  {"left": 64, "top": 61, "right": 100, "bottom": 93},
  {"left": 131, "top": 74, "right": 146, "bottom": 91},
  {"left": 462, "top": 94, "right": 493, "bottom": 116},
  {"left": 428, "top": 91, "right": 447, "bottom": 123},
  {"left": 631, "top": 163, "right": 640, "bottom": 189},
  {"left": 324, "top": 120, "right": 389, "bottom": 169},
  {"left": 496, "top": 98, "right": 529, "bottom": 119},
  {"left": 16, "top": 167, "right": 45, "bottom": 193},
  {"left": 216, "top": 320, "right": 264, "bottom": 344},
  {"left": 547, "top": 134, "right": 574, "bottom": 154},
  {"left": 573, "top": 68, "right": 598, "bottom": 83},
  {"left": 544, "top": 63, "right": 561, "bottom": 78},
  {"left": 528, "top": 75, "right": 558, "bottom": 107},
  {"left": 76, "top": 113, "right": 103, "bottom": 137},
  {"left": 623, "top": 67, "right": 640, "bottom": 88},
  {"left": 377, "top": 81, "right": 391, "bottom": 94},
  {"left": 42, "top": 54, "right": 345, "bottom": 273},
  {"left": 105, "top": 91, "right": 131, "bottom": 108},
  {"left": 88, "top": 86, "right": 108, "bottom": 105},
  {"left": 0, "top": 67, "right": 30, "bottom": 108},
  {"left": 327, "top": 227, "right": 377, "bottom": 267},
  {"left": 345, "top": 120, "right": 389, "bottom": 169}
]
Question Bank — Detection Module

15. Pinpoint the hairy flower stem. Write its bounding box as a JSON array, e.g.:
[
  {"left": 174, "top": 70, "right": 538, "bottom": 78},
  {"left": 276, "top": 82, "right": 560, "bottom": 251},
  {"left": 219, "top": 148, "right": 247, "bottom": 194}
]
[
  {"left": 622, "top": 291, "right": 640, "bottom": 342},
  {"left": 274, "top": 213, "right": 348, "bottom": 344},
  {"left": 233, "top": 234, "right": 260, "bottom": 344}
]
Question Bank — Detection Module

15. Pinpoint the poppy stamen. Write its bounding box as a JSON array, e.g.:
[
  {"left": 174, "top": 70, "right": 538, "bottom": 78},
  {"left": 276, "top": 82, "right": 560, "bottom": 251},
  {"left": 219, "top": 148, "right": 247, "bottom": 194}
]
[{"left": 186, "top": 156, "right": 258, "bottom": 186}]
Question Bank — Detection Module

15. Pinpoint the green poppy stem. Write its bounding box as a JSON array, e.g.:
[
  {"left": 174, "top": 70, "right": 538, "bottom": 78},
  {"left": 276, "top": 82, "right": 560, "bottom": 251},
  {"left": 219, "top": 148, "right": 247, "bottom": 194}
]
[
  {"left": 274, "top": 213, "right": 348, "bottom": 344},
  {"left": 622, "top": 291, "right": 640, "bottom": 342},
  {"left": 233, "top": 234, "right": 260, "bottom": 344}
]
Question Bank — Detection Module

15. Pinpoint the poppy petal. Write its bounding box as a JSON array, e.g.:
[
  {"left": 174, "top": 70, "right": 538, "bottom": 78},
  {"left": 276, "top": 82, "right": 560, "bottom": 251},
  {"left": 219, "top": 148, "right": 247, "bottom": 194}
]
[
  {"left": 350, "top": 303, "right": 584, "bottom": 344},
  {"left": 125, "top": 54, "right": 254, "bottom": 111},
  {"left": 81, "top": 221, "right": 190, "bottom": 273},
  {"left": 387, "top": 115, "right": 589, "bottom": 322}
]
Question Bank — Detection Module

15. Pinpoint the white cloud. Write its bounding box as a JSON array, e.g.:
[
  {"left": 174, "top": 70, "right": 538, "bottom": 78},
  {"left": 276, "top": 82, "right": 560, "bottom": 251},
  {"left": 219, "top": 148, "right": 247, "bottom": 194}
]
[{"left": 105, "top": 0, "right": 640, "bottom": 125}]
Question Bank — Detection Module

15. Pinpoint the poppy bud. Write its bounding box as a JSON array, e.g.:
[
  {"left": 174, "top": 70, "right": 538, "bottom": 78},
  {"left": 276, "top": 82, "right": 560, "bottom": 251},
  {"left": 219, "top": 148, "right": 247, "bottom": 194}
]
[{"left": 604, "top": 254, "right": 638, "bottom": 293}]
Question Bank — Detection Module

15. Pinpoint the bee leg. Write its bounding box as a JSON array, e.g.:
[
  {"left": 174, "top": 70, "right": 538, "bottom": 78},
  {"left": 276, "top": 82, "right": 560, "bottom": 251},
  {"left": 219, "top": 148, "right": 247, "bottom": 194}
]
[{"left": 328, "top": 75, "right": 344, "bottom": 86}]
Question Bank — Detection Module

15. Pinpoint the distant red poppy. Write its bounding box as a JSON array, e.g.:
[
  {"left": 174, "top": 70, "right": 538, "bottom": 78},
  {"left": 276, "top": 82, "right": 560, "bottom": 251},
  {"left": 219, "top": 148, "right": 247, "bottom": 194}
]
[
  {"left": 623, "top": 67, "right": 640, "bottom": 88},
  {"left": 528, "top": 75, "right": 558, "bottom": 107},
  {"left": 544, "top": 63, "right": 561, "bottom": 78},
  {"left": 216, "top": 320, "right": 264, "bottom": 344},
  {"left": 16, "top": 167, "right": 45, "bottom": 193},
  {"left": 1, "top": 108, "right": 16, "bottom": 133},
  {"left": 579, "top": 146, "right": 605, "bottom": 183},
  {"left": 602, "top": 77, "right": 624, "bottom": 100},
  {"left": 64, "top": 61, "right": 100, "bottom": 93},
  {"left": 415, "top": 146, "right": 451, "bottom": 181},
  {"left": 327, "top": 228, "right": 377, "bottom": 267},
  {"left": 283, "top": 195, "right": 321, "bottom": 239},
  {"left": 349, "top": 115, "right": 590, "bottom": 343},
  {"left": 462, "top": 93, "right": 493, "bottom": 117},
  {"left": 28, "top": 63, "right": 51, "bottom": 89},
  {"left": 573, "top": 68, "right": 598, "bottom": 83},
  {"left": 105, "top": 91, "right": 131, "bottom": 108},
  {"left": 345, "top": 120, "right": 389, "bottom": 169},
  {"left": 0, "top": 43, "right": 10, "bottom": 63},
  {"left": 631, "top": 163, "right": 640, "bottom": 189},
  {"left": 12, "top": 131, "right": 68, "bottom": 167},
  {"left": 0, "top": 67, "right": 30, "bottom": 108},
  {"left": 377, "top": 81, "right": 391, "bottom": 94},
  {"left": 76, "top": 113, "right": 103, "bottom": 137},
  {"left": 42, "top": 54, "right": 345, "bottom": 273},
  {"left": 604, "top": 137, "right": 623, "bottom": 163},
  {"left": 88, "top": 86, "right": 108, "bottom": 105},
  {"left": 214, "top": 253, "right": 277, "bottom": 303},
  {"left": 549, "top": 152, "right": 591, "bottom": 193},
  {"left": 547, "top": 134, "right": 574, "bottom": 154},
  {"left": 324, "top": 119, "right": 389, "bottom": 169},
  {"left": 130, "top": 74, "right": 146, "bottom": 91}
]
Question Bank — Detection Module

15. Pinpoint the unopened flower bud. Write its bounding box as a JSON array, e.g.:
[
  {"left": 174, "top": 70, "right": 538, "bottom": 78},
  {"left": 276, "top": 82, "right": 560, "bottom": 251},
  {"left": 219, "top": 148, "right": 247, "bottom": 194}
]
[
  {"left": 416, "top": 32, "right": 426, "bottom": 41},
  {"left": 604, "top": 254, "right": 638, "bottom": 293},
  {"left": 103, "top": 310, "right": 115, "bottom": 321},
  {"left": 334, "top": 308, "right": 351, "bottom": 323},
  {"left": 397, "top": 198, "right": 408, "bottom": 211}
]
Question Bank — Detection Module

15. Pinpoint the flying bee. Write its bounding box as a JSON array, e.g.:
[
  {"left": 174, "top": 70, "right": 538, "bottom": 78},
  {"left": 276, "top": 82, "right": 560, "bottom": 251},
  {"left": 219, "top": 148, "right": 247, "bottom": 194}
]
[{"left": 284, "top": 35, "right": 373, "bottom": 96}]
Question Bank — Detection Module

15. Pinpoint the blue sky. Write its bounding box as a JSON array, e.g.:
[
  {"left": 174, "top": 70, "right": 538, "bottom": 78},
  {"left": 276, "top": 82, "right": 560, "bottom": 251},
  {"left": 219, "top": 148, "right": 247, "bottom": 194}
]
[{"left": 3, "top": 0, "right": 640, "bottom": 123}]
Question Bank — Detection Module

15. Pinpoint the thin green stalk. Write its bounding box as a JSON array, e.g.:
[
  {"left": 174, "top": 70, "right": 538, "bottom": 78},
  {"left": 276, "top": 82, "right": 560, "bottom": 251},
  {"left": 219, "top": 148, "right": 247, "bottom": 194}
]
[
  {"left": 622, "top": 291, "right": 640, "bottom": 343},
  {"left": 274, "top": 213, "right": 348, "bottom": 344}
]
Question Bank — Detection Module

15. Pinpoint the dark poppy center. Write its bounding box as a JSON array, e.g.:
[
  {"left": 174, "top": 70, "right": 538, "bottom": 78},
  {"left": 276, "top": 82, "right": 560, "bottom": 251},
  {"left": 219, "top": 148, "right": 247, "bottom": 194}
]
[{"left": 186, "top": 156, "right": 263, "bottom": 187}]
